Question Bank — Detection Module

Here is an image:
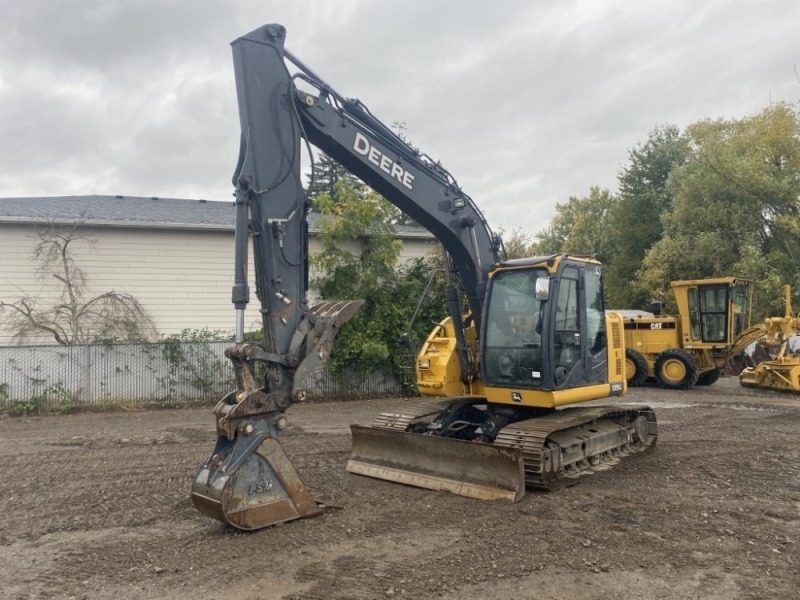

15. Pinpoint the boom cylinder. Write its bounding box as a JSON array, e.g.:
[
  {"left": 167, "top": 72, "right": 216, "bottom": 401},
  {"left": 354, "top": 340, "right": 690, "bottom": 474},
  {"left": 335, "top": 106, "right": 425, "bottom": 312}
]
[{"left": 232, "top": 186, "right": 251, "bottom": 342}]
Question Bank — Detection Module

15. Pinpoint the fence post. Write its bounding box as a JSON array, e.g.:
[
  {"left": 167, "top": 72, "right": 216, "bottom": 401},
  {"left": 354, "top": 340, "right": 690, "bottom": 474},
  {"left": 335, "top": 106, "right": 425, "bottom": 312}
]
[{"left": 82, "top": 344, "right": 91, "bottom": 404}]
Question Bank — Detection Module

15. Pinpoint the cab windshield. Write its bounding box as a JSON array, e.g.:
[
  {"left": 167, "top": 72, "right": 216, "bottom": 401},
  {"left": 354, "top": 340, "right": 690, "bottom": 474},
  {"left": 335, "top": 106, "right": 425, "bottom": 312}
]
[{"left": 483, "top": 269, "right": 547, "bottom": 386}]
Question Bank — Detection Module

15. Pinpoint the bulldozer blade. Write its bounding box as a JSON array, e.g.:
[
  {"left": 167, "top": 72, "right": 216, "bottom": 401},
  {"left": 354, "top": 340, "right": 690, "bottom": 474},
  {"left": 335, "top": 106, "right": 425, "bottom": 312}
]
[
  {"left": 191, "top": 433, "right": 324, "bottom": 530},
  {"left": 347, "top": 425, "right": 525, "bottom": 502}
]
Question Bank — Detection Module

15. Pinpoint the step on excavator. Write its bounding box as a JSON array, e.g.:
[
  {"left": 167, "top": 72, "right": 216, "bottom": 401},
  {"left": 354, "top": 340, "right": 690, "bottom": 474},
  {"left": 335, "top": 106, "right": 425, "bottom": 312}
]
[{"left": 191, "top": 24, "right": 658, "bottom": 530}]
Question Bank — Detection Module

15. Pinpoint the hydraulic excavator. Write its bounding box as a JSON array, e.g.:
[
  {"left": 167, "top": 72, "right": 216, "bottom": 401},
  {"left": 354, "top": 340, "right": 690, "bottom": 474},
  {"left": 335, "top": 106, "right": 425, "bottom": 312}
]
[{"left": 190, "top": 24, "right": 657, "bottom": 530}]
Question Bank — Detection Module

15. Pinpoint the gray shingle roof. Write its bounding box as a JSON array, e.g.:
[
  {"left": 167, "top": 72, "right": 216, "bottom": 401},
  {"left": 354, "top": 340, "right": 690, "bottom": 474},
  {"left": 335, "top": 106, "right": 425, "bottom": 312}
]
[
  {"left": 0, "top": 195, "right": 432, "bottom": 237},
  {"left": 0, "top": 195, "right": 233, "bottom": 227}
]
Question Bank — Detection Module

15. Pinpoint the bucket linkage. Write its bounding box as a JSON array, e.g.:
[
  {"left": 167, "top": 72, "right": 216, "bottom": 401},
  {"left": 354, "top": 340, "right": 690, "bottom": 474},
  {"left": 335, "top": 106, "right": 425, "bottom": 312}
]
[{"left": 191, "top": 300, "right": 362, "bottom": 530}]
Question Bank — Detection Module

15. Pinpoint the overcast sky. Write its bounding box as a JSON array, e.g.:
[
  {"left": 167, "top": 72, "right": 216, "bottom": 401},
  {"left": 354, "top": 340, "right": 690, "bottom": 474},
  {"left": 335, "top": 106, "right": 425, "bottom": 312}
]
[{"left": 2, "top": 0, "right": 798, "bottom": 236}]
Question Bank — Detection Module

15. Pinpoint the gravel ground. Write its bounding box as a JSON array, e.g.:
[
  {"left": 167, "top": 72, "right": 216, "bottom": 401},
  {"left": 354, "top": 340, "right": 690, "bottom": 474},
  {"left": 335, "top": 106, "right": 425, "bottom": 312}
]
[{"left": 1, "top": 377, "right": 798, "bottom": 600}]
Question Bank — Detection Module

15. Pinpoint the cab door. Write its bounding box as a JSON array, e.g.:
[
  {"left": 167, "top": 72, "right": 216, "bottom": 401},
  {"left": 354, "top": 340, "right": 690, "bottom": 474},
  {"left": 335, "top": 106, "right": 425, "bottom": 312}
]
[
  {"left": 581, "top": 263, "right": 608, "bottom": 384},
  {"left": 551, "top": 262, "right": 607, "bottom": 387}
]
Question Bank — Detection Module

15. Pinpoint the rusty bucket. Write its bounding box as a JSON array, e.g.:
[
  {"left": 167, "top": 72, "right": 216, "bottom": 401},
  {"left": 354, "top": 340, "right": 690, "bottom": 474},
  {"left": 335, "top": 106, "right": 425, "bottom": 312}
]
[{"left": 192, "top": 433, "right": 323, "bottom": 530}]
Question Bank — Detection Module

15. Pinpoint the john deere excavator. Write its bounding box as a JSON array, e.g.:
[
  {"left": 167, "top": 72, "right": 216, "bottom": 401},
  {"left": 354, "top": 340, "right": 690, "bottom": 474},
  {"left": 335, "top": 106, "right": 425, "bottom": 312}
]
[{"left": 191, "top": 24, "right": 657, "bottom": 530}]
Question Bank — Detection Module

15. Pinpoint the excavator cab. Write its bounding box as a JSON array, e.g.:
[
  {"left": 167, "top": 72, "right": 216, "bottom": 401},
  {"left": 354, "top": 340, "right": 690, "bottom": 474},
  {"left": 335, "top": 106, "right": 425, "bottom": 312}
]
[{"left": 479, "top": 256, "right": 618, "bottom": 402}]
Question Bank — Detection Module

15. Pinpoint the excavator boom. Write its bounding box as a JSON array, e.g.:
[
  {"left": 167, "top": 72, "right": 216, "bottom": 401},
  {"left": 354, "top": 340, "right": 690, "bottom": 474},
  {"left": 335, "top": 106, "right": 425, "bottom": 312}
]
[{"left": 190, "top": 25, "right": 366, "bottom": 529}]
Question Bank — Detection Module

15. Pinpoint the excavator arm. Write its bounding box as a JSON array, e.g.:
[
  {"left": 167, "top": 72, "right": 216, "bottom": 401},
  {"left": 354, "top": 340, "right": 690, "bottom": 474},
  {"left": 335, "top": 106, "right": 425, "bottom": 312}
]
[
  {"left": 192, "top": 23, "right": 500, "bottom": 529},
  {"left": 233, "top": 23, "right": 502, "bottom": 383}
]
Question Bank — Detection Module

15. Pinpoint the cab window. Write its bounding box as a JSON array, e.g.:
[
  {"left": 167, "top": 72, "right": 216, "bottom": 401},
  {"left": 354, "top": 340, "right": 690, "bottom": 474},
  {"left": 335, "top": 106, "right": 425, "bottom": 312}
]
[
  {"left": 687, "top": 288, "right": 701, "bottom": 340},
  {"left": 555, "top": 268, "right": 581, "bottom": 369},
  {"left": 699, "top": 285, "right": 727, "bottom": 343},
  {"left": 584, "top": 266, "right": 605, "bottom": 354}
]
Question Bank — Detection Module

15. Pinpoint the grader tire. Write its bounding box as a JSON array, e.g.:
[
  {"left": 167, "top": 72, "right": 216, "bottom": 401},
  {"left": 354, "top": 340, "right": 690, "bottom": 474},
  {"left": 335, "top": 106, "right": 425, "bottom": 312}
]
[
  {"left": 625, "top": 349, "right": 649, "bottom": 387},
  {"left": 655, "top": 349, "right": 699, "bottom": 390}
]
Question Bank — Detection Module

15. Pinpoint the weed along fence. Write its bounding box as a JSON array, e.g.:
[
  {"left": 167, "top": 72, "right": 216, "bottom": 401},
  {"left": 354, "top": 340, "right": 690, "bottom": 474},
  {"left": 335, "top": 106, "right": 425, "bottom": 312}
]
[{"left": 0, "top": 342, "right": 403, "bottom": 412}]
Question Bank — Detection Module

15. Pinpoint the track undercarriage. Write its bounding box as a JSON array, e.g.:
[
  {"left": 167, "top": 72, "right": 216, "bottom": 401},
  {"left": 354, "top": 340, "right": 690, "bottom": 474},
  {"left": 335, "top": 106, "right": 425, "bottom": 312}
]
[{"left": 348, "top": 399, "right": 657, "bottom": 501}]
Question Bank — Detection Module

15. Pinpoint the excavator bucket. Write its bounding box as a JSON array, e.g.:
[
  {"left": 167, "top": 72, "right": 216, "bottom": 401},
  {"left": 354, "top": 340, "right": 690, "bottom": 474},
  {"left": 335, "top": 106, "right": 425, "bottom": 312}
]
[
  {"left": 192, "top": 429, "right": 323, "bottom": 530},
  {"left": 347, "top": 425, "right": 526, "bottom": 501},
  {"left": 191, "top": 299, "right": 364, "bottom": 530}
]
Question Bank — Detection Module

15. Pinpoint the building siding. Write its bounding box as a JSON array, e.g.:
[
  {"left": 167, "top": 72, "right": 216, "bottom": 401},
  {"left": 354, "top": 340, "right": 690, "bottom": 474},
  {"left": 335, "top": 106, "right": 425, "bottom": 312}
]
[{"left": 0, "top": 221, "right": 436, "bottom": 344}]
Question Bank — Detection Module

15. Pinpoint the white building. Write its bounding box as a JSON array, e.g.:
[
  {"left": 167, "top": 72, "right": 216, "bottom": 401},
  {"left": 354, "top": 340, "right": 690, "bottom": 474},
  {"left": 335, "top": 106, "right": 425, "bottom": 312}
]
[{"left": 0, "top": 195, "right": 435, "bottom": 344}]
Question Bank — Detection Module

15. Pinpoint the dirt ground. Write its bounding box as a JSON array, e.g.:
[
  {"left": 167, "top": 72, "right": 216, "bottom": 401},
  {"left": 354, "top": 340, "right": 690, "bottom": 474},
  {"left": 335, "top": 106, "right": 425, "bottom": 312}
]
[{"left": 1, "top": 377, "right": 798, "bottom": 600}]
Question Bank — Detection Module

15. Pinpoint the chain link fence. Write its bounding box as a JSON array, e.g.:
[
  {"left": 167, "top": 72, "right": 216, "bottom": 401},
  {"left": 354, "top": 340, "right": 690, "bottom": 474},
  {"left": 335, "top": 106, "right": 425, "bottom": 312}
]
[{"left": 0, "top": 341, "right": 403, "bottom": 411}]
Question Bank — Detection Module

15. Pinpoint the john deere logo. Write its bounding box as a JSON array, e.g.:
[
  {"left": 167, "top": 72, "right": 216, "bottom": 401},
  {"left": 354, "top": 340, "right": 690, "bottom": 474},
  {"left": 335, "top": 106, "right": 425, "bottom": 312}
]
[{"left": 511, "top": 392, "right": 522, "bottom": 402}]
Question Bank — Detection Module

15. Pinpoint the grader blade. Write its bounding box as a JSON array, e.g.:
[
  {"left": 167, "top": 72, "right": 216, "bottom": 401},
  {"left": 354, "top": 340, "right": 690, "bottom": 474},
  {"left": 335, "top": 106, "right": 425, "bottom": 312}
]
[
  {"left": 740, "top": 360, "right": 800, "bottom": 393},
  {"left": 192, "top": 430, "right": 323, "bottom": 530},
  {"left": 347, "top": 425, "right": 525, "bottom": 502}
]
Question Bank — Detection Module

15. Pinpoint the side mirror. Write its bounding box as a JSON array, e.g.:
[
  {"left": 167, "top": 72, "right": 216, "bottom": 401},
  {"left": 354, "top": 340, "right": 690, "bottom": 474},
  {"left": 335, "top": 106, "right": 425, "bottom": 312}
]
[{"left": 535, "top": 277, "right": 550, "bottom": 301}]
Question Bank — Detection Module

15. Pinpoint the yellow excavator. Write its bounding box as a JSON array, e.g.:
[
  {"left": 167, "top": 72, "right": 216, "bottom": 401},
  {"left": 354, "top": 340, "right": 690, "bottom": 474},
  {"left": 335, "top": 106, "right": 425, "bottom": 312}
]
[
  {"left": 190, "top": 24, "right": 657, "bottom": 530},
  {"left": 739, "top": 285, "right": 800, "bottom": 392}
]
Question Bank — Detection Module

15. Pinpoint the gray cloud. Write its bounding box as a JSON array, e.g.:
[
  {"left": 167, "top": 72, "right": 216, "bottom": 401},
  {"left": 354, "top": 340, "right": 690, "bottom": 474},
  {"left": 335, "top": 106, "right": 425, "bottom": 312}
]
[{"left": 1, "top": 0, "right": 798, "bottom": 236}]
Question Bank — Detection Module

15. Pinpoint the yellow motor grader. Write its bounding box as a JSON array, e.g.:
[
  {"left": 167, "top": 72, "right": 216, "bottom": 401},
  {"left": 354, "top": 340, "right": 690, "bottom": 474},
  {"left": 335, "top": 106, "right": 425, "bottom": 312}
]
[{"left": 619, "top": 278, "right": 752, "bottom": 389}]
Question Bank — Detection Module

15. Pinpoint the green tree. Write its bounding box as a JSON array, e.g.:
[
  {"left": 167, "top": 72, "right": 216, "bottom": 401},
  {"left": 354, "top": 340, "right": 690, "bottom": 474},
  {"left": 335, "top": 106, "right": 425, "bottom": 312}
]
[
  {"left": 331, "top": 256, "right": 446, "bottom": 388},
  {"left": 530, "top": 187, "right": 617, "bottom": 259},
  {"left": 312, "top": 180, "right": 402, "bottom": 300},
  {"left": 306, "top": 152, "right": 361, "bottom": 203},
  {"left": 637, "top": 103, "right": 800, "bottom": 318},
  {"left": 606, "top": 124, "right": 690, "bottom": 308},
  {"left": 498, "top": 227, "right": 536, "bottom": 259},
  {"left": 312, "top": 178, "right": 401, "bottom": 366},
  {"left": 311, "top": 175, "right": 448, "bottom": 389}
]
